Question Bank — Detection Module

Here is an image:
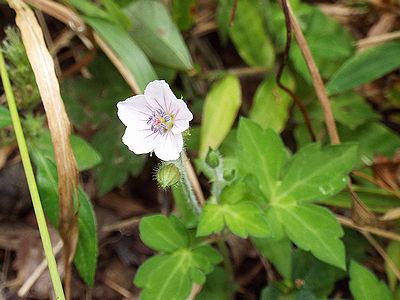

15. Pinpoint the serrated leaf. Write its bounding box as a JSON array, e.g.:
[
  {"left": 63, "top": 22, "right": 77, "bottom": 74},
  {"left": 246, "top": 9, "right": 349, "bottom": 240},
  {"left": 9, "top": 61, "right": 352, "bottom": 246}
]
[
  {"left": 134, "top": 245, "right": 222, "bottom": 300},
  {"left": 125, "top": 0, "right": 193, "bottom": 70},
  {"left": 196, "top": 204, "right": 225, "bottom": 236},
  {"left": 199, "top": 75, "right": 241, "bottom": 157},
  {"left": 349, "top": 261, "right": 392, "bottom": 300},
  {"left": 275, "top": 204, "right": 345, "bottom": 269},
  {"left": 139, "top": 215, "right": 189, "bottom": 252},
  {"left": 0, "top": 106, "right": 11, "bottom": 129},
  {"left": 249, "top": 72, "right": 295, "bottom": 133},
  {"left": 135, "top": 252, "right": 192, "bottom": 300},
  {"left": 252, "top": 236, "right": 292, "bottom": 279},
  {"left": 192, "top": 246, "right": 223, "bottom": 270},
  {"left": 86, "top": 17, "right": 157, "bottom": 92},
  {"left": 197, "top": 201, "right": 269, "bottom": 238},
  {"left": 327, "top": 42, "right": 400, "bottom": 95},
  {"left": 220, "top": 180, "right": 247, "bottom": 204},
  {"left": 229, "top": 0, "right": 274, "bottom": 67},
  {"left": 275, "top": 143, "right": 358, "bottom": 204},
  {"left": 237, "top": 118, "right": 286, "bottom": 199}
]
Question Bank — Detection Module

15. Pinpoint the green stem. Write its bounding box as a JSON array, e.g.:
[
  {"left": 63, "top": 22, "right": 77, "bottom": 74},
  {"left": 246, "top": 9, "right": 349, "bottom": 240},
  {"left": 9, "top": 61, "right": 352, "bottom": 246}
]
[
  {"left": 177, "top": 152, "right": 201, "bottom": 215},
  {"left": 0, "top": 51, "right": 65, "bottom": 300}
]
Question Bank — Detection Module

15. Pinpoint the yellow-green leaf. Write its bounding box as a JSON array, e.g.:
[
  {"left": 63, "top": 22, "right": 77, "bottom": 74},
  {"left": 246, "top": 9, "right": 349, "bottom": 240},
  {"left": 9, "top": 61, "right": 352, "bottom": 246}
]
[{"left": 199, "top": 75, "right": 241, "bottom": 157}]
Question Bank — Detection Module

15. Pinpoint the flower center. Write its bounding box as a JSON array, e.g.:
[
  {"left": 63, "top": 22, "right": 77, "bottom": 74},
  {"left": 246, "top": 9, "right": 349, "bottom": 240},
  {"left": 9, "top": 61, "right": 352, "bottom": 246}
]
[{"left": 147, "top": 109, "right": 174, "bottom": 134}]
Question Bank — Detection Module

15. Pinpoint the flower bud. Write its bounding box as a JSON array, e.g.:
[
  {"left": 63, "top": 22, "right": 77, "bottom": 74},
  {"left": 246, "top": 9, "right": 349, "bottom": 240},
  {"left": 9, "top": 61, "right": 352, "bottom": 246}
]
[
  {"left": 205, "top": 148, "right": 220, "bottom": 168},
  {"left": 156, "top": 163, "right": 181, "bottom": 189}
]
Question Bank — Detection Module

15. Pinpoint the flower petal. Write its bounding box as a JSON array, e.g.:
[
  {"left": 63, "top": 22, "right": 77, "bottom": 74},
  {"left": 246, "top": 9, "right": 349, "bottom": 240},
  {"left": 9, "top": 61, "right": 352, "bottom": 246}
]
[
  {"left": 154, "top": 132, "right": 183, "bottom": 161},
  {"left": 117, "top": 95, "right": 152, "bottom": 128},
  {"left": 122, "top": 126, "right": 160, "bottom": 155},
  {"left": 144, "top": 80, "right": 176, "bottom": 112},
  {"left": 171, "top": 99, "right": 193, "bottom": 134}
]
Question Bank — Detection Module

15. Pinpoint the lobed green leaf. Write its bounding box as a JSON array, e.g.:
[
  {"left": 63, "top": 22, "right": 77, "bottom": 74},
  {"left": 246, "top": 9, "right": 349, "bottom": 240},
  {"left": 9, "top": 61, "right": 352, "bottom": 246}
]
[
  {"left": 275, "top": 143, "right": 358, "bottom": 204},
  {"left": 237, "top": 118, "right": 286, "bottom": 200},
  {"left": 275, "top": 204, "right": 345, "bottom": 269},
  {"left": 139, "top": 215, "right": 189, "bottom": 252}
]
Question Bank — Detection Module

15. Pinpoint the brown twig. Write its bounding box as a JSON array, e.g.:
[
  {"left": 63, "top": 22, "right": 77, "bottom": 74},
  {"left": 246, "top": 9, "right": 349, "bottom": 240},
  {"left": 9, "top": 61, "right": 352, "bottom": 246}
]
[
  {"left": 283, "top": 0, "right": 376, "bottom": 226},
  {"left": 24, "top": 0, "right": 85, "bottom": 32},
  {"left": 358, "top": 31, "right": 400, "bottom": 49},
  {"left": 352, "top": 170, "right": 400, "bottom": 199},
  {"left": 229, "top": 0, "right": 239, "bottom": 26},
  {"left": 277, "top": 0, "right": 317, "bottom": 142},
  {"left": 102, "top": 217, "right": 140, "bottom": 233},
  {"left": 285, "top": 0, "right": 340, "bottom": 144},
  {"left": 101, "top": 274, "right": 135, "bottom": 299},
  {"left": 336, "top": 215, "right": 400, "bottom": 242}
]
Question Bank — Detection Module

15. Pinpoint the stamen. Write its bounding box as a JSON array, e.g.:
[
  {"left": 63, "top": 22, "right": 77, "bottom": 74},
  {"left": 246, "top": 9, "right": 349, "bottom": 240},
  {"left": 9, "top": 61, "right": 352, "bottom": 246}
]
[{"left": 148, "top": 109, "right": 174, "bottom": 134}]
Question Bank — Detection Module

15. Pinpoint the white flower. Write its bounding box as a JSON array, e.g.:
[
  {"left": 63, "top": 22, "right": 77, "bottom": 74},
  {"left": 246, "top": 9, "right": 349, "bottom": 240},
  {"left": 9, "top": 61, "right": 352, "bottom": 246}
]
[{"left": 117, "top": 80, "right": 193, "bottom": 161}]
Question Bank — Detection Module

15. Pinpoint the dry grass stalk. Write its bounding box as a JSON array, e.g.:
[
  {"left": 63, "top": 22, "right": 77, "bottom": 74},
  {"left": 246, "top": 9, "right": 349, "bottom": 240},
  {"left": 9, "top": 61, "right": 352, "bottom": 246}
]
[
  {"left": 17, "top": 241, "right": 63, "bottom": 298},
  {"left": 182, "top": 151, "right": 205, "bottom": 206},
  {"left": 284, "top": 0, "right": 377, "bottom": 226},
  {"left": 358, "top": 31, "right": 400, "bottom": 48},
  {"left": 337, "top": 215, "right": 400, "bottom": 242},
  {"left": 24, "top": 0, "right": 85, "bottom": 32},
  {"left": 362, "top": 232, "right": 400, "bottom": 281},
  {"left": 7, "top": 0, "right": 79, "bottom": 298},
  {"left": 286, "top": 1, "right": 339, "bottom": 144}
]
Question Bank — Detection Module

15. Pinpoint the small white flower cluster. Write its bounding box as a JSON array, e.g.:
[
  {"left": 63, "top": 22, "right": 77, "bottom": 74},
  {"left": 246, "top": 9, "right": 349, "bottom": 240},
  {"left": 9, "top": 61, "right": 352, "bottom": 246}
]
[{"left": 117, "top": 80, "right": 193, "bottom": 161}]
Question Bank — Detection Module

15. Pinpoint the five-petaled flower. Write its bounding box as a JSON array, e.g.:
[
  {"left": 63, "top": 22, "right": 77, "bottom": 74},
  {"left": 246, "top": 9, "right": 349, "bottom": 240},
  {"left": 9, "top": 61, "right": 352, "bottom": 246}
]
[{"left": 117, "top": 80, "right": 193, "bottom": 161}]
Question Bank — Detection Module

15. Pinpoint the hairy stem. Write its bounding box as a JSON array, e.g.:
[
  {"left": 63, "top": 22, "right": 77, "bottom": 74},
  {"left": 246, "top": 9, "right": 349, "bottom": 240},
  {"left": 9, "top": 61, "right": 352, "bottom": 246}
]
[
  {"left": 0, "top": 50, "right": 65, "bottom": 300},
  {"left": 178, "top": 152, "right": 202, "bottom": 215}
]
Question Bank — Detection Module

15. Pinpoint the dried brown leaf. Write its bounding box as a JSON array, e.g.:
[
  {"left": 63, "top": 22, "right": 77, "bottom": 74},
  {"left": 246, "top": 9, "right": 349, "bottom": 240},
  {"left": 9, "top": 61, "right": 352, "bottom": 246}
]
[
  {"left": 24, "top": 0, "right": 85, "bottom": 32},
  {"left": 7, "top": 0, "right": 79, "bottom": 297}
]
